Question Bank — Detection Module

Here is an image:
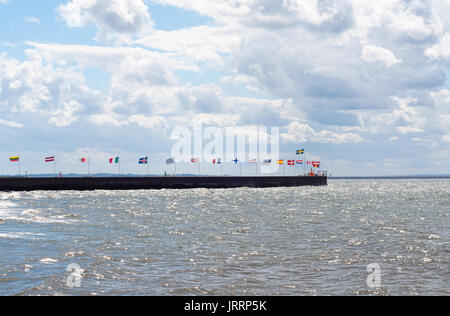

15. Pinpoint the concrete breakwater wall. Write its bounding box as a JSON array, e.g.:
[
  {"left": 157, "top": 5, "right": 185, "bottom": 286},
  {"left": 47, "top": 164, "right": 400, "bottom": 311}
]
[{"left": 0, "top": 176, "right": 327, "bottom": 191}]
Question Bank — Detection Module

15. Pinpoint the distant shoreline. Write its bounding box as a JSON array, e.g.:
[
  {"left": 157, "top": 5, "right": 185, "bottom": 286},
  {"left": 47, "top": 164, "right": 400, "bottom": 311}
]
[{"left": 329, "top": 175, "right": 450, "bottom": 180}]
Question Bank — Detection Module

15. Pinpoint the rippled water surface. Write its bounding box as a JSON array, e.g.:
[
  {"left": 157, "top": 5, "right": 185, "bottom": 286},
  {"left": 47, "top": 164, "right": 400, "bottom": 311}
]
[{"left": 0, "top": 179, "right": 448, "bottom": 296}]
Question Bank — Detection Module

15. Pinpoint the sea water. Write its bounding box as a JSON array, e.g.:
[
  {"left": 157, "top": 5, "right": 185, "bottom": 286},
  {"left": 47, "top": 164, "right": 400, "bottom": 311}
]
[{"left": 0, "top": 179, "right": 448, "bottom": 296}]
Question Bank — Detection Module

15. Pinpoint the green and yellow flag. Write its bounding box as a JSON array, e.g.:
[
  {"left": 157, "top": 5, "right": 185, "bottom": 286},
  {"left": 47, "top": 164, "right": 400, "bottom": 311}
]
[{"left": 9, "top": 156, "right": 20, "bottom": 162}]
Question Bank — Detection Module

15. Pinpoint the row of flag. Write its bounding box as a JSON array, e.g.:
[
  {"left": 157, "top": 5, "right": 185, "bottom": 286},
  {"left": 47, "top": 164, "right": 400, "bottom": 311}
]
[
  {"left": 165, "top": 158, "right": 320, "bottom": 167},
  {"left": 7, "top": 148, "right": 320, "bottom": 168}
]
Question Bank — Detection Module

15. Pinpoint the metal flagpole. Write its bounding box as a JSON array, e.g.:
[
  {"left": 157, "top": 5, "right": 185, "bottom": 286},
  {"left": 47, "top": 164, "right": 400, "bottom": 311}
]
[
  {"left": 19, "top": 157, "right": 21, "bottom": 177},
  {"left": 88, "top": 157, "right": 90, "bottom": 176},
  {"left": 147, "top": 158, "right": 150, "bottom": 176},
  {"left": 54, "top": 159, "right": 56, "bottom": 177}
]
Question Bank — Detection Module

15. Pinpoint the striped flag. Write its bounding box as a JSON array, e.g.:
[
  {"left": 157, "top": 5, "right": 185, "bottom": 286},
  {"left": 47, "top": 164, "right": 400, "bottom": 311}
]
[
  {"left": 109, "top": 157, "right": 119, "bottom": 164},
  {"left": 9, "top": 156, "right": 20, "bottom": 162},
  {"left": 213, "top": 158, "right": 222, "bottom": 165},
  {"left": 45, "top": 156, "right": 55, "bottom": 163},
  {"left": 139, "top": 157, "right": 148, "bottom": 164},
  {"left": 277, "top": 160, "right": 284, "bottom": 165},
  {"left": 191, "top": 158, "right": 200, "bottom": 163},
  {"left": 296, "top": 160, "right": 303, "bottom": 165},
  {"left": 248, "top": 158, "right": 257, "bottom": 164}
]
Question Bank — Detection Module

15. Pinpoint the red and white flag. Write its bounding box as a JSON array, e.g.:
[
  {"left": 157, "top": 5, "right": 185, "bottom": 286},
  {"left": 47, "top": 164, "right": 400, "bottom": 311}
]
[
  {"left": 45, "top": 156, "right": 55, "bottom": 163},
  {"left": 191, "top": 158, "right": 199, "bottom": 163},
  {"left": 287, "top": 160, "right": 295, "bottom": 166}
]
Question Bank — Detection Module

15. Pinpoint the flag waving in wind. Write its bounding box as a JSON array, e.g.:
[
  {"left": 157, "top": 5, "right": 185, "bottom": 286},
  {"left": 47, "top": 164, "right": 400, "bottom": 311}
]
[
  {"left": 45, "top": 156, "right": 55, "bottom": 163},
  {"left": 166, "top": 158, "right": 175, "bottom": 165},
  {"left": 139, "top": 157, "right": 148, "bottom": 164},
  {"left": 9, "top": 156, "right": 20, "bottom": 162}
]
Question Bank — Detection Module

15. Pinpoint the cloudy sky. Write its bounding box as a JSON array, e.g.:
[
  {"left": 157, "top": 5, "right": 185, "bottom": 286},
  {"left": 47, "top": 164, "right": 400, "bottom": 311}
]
[{"left": 1, "top": 0, "right": 450, "bottom": 176}]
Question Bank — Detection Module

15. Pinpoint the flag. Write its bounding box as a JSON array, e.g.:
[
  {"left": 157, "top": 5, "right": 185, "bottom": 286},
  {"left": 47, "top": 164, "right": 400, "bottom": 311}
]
[
  {"left": 312, "top": 161, "right": 320, "bottom": 168},
  {"left": 213, "top": 158, "right": 222, "bottom": 165},
  {"left": 45, "top": 156, "right": 55, "bottom": 163},
  {"left": 109, "top": 157, "right": 119, "bottom": 164},
  {"left": 80, "top": 158, "right": 87, "bottom": 163},
  {"left": 296, "top": 149, "right": 305, "bottom": 155},
  {"left": 166, "top": 158, "right": 175, "bottom": 165},
  {"left": 139, "top": 157, "right": 148, "bottom": 164},
  {"left": 232, "top": 158, "right": 239, "bottom": 164},
  {"left": 248, "top": 158, "right": 257, "bottom": 164},
  {"left": 263, "top": 159, "right": 272, "bottom": 164},
  {"left": 277, "top": 160, "right": 284, "bottom": 165},
  {"left": 191, "top": 158, "right": 199, "bottom": 163},
  {"left": 296, "top": 160, "right": 303, "bottom": 165},
  {"left": 9, "top": 156, "right": 19, "bottom": 162},
  {"left": 287, "top": 160, "right": 295, "bottom": 166}
]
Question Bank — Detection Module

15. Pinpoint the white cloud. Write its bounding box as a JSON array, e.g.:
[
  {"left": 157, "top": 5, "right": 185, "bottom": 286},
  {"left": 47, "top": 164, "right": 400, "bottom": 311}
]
[
  {"left": 442, "top": 135, "right": 450, "bottom": 143},
  {"left": 361, "top": 45, "right": 401, "bottom": 67},
  {"left": 57, "top": 0, "right": 153, "bottom": 41},
  {"left": 282, "top": 121, "right": 365, "bottom": 144},
  {"left": 0, "top": 118, "right": 23, "bottom": 128},
  {"left": 396, "top": 126, "right": 424, "bottom": 134},
  {"left": 425, "top": 33, "right": 450, "bottom": 62},
  {"left": 24, "top": 16, "right": 40, "bottom": 24}
]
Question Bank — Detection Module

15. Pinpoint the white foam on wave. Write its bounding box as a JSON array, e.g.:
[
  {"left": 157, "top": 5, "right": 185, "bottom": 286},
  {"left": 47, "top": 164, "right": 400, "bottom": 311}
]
[
  {"left": 0, "top": 232, "right": 45, "bottom": 239},
  {"left": 0, "top": 200, "right": 20, "bottom": 220},
  {"left": 40, "top": 258, "right": 59, "bottom": 264}
]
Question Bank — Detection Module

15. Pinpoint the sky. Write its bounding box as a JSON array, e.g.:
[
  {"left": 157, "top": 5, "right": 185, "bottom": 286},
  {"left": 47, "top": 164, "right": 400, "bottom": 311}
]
[{"left": 1, "top": 0, "right": 450, "bottom": 176}]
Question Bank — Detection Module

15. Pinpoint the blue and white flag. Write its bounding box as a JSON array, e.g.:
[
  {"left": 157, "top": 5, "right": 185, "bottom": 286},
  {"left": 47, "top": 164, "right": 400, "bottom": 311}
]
[{"left": 166, "top": 158, "right": 175, "bottom": 165}]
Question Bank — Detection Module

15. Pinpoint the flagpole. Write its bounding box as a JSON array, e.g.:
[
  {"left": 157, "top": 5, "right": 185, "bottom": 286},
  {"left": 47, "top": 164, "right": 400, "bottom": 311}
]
[
  {"left": 147, "top": 158, "right": 150, "bottom": 176},
  {"left": 19, "top": 157, "right": 21, "bottom": 177},
  {"left": 54, "top": 159, "right": 56, "bottom": 177},
  {"left": 88, "top": 157, "right": 90, "bottom": 176}
]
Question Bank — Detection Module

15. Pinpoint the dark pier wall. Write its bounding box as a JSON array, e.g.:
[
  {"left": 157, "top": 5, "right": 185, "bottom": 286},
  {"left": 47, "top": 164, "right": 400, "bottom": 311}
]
[{"left": 0, "top": 176, "right": 327, "bottom": 192}]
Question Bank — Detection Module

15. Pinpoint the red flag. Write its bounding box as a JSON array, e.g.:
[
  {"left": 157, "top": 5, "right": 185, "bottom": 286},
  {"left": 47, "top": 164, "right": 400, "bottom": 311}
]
[
  {"left": 287, "top": 160, "right": 295, "bottom": 166},
  {"left": 80, "top": 158, "right": 86, "bottom": 163}
]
